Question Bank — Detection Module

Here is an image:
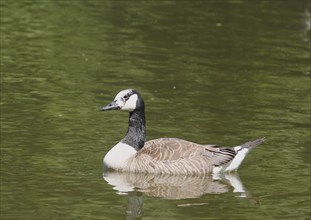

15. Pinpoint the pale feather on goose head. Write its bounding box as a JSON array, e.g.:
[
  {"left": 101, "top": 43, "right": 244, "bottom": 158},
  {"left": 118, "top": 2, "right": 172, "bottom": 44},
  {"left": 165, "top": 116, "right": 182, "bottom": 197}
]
[{"left": 100, "top": 89, "right": 144, "bottom": 112}]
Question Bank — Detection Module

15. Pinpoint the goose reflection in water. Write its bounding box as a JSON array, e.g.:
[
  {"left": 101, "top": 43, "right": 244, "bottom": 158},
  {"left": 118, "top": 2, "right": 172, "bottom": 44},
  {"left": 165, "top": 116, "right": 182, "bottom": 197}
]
[
  {"left": 103, "top": 171, "right": 252, "bottom": 219},
  {"left": 103, "top": 171, "right": 247, "bottom": 199}
]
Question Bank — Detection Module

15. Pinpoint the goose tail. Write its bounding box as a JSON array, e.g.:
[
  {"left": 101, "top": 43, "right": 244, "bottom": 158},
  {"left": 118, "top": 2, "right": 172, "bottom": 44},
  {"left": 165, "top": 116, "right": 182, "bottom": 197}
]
[
  {"left": 240, "top": 137, "right": 265, "bottom": 150},
  {"left": 224, "top": 137, "right": 265, "bottom": 172}
]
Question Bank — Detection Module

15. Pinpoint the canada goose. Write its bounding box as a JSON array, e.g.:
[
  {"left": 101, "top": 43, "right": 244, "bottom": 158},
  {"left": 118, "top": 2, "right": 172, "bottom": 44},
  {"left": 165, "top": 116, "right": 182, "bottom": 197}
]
[{"left": 100, "top": 89, "right": 265, "bottom": 175}]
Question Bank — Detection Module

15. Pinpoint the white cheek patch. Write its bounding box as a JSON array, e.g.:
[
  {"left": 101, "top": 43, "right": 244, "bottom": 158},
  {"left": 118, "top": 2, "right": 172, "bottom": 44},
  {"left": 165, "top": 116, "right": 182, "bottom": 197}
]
[{"left": 122, "top": 94, "right": 138, "bottom": 111}]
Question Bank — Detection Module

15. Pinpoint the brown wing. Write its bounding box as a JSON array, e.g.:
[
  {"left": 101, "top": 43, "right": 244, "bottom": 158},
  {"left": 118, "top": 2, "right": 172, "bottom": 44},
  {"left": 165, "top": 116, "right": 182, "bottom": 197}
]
[
  {"left": 138, "top": 138, "right": 205, "bottom": 161},
  {"left": 137, "top": 138, "right": 237, "bottom": 166}
]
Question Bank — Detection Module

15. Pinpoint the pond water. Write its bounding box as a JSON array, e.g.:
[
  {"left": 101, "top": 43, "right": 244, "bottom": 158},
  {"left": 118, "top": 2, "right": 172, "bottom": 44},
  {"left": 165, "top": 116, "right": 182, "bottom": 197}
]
[{"left": 1, "top": 0, "right": 310, "bottom": 219}]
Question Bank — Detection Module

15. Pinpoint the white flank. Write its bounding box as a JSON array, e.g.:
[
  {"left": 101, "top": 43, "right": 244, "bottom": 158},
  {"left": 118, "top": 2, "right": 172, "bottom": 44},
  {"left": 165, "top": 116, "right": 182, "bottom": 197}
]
[
  {"left": 224, "top": 146, "right": 249, "bottom": 172},
  {"left": 103, "top": 142, "right": 137, "bottom": 170},
  {"left": 210, "top": 146, "right": 252, "bottom": 174}
]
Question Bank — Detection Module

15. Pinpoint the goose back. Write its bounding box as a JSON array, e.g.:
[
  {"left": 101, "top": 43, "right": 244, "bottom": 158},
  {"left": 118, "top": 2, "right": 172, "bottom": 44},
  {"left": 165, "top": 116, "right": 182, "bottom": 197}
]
[{"left": 125, "top": 138, "right": 238, "bottom": 175}]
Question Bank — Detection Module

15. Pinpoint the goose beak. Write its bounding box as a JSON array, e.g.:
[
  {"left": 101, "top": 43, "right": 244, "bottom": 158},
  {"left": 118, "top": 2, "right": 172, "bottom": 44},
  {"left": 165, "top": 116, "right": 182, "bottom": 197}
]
[{"left": 100, "top": 101, "right": 120, "bottom": 111}]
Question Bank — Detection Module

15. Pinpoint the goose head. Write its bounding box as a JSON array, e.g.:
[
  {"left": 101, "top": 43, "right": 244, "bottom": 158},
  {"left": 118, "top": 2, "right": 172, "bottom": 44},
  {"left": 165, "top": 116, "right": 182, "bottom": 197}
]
[{"left": 100, "top": 89, "right": 144, "bottom": 112}]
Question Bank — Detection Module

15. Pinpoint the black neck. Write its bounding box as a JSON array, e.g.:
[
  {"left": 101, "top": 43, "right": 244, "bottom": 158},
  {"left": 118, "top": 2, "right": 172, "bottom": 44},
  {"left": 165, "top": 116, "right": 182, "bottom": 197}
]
[{"left": 121, "top": 108, "right": 146, "bottom": 151}]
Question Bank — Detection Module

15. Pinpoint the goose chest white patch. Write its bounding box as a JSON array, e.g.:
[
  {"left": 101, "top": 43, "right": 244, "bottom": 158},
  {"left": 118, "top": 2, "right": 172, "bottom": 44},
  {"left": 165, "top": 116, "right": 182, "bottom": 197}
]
[{"left": 103, "top": 142, "right": 137, "bottom": 170}]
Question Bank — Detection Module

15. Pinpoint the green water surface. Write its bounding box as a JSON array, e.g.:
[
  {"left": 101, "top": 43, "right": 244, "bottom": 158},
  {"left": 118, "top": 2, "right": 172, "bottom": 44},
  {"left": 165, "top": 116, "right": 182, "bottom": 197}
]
[{"left": 1, "top": 1, "right": 310, "bottom": 219}]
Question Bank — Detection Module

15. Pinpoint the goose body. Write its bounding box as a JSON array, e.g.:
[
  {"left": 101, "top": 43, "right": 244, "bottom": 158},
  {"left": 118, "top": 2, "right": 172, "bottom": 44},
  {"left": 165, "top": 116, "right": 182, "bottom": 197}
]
[{"left": 100, "top": 89, "right": 264, "bottom": 175}]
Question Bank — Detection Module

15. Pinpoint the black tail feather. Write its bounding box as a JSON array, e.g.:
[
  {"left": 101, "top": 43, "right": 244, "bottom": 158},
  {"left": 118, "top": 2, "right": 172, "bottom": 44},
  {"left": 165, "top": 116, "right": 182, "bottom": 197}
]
[{"left": 241, "top": 137, "right": 265, "bottom": 149}]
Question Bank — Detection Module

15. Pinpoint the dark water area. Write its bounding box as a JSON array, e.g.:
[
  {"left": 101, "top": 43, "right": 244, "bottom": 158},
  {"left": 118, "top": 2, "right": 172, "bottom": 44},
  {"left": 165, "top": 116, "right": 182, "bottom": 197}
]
[{"left": 1, "top": 0, "right": 310, "bottom": 219}]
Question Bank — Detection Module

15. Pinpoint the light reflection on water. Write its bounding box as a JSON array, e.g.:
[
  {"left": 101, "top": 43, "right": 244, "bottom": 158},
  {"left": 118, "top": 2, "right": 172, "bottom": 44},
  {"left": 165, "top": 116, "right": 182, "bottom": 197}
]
[
  {"left": 103, "top": 171, "right": 248, "bottom": 199},
  {"left": 104, "top": 171, "right": 259, "bottom": 220}
]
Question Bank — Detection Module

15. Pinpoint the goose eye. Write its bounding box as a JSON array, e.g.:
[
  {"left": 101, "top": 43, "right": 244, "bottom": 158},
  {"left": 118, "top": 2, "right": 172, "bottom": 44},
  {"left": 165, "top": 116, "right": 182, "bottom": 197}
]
[{"left": 123, "top": 94, "right": 129, "bottom": 100}]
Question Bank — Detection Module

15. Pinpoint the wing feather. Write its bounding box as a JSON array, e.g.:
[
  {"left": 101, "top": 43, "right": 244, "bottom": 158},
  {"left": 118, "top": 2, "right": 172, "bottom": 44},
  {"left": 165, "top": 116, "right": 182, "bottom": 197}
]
[{"left": 137, "top": 138, "right": 237, "bottom": 166}]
